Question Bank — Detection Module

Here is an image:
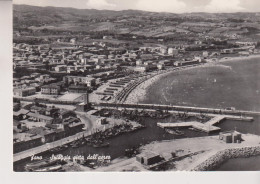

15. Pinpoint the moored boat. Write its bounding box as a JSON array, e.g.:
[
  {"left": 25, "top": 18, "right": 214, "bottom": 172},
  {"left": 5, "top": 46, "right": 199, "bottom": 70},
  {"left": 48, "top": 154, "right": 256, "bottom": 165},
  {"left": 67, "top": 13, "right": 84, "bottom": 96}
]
[
  {"left": 93, "top": 142, "right": 110, "bottom": 148},
  {"left": 25, "top": 158, "right": 59, "bottom": 171},
  {"left": 33, "top": 164, "right": 62, "bottom": 172}
]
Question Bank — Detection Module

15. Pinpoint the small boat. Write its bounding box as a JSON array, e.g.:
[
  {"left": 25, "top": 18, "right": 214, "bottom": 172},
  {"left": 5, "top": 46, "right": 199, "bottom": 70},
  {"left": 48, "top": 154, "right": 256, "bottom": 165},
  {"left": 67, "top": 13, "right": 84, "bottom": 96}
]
[
  {"left": 85, "top": 162, "right": 98, "bottom": 169},
  {"left": 93, "top": 142, "right": 110, "bottom": 148},
  {"left": 225, "top": 107, "right": 236, "bottom": 111},
  {"left": 188, "top": 127, "right": 203, "bottom": 132},
  {"left": 165, "top": 128, "right": 184, "bottom": 136},
  {"left": 33, "top": 164, "right": 62, "bottom": 172},
  {"left": 71, "top": 141, "right": 81, "bottom": 148},
  {"left": 25, "top": 158, "right": 59, "bottom": 171},
  {"left": 49, "top": 147, "right": 61, "bottom": 153},
  {"left": 175, "top": 129, "right": 184, "bottom": 135}
]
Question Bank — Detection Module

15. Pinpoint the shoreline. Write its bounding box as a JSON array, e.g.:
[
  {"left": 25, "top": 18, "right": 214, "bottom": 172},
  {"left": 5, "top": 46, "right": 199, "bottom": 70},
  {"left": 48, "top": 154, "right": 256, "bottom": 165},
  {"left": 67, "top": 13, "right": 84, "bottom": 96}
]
[
  {"left": 124, "top": 54, "right": 260, "bottom": 105},
  {"left": 124, "top": 64, "right": 205, "bottom": 104}
]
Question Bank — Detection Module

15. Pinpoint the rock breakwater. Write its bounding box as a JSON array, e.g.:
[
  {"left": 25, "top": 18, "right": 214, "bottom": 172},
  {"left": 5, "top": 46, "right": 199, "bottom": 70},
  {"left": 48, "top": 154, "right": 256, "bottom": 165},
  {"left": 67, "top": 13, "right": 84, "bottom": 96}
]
[{"left": 193, "top": 146, "right": 260, "bottom": 171}]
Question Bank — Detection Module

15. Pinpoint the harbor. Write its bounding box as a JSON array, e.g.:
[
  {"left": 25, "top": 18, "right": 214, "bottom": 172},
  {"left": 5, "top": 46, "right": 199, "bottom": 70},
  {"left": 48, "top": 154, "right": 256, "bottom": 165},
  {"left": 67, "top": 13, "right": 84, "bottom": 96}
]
[
  {"left": 85, "top": 133, "right": 260, "bottom": 171},
  {"left": 14, "top": 118, "right": 143, "bottom": 163},
  {"left": 13, "top": 107, "right": 260, "bottom": 171}
]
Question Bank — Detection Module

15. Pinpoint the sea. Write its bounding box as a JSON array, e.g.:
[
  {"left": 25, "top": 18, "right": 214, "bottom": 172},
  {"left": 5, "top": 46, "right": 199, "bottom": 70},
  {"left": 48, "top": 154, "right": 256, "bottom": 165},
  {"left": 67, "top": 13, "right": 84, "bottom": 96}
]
[
  {"left": 140, "top": 56, "right": 260, "bottom": 171},
  {"left": 14, "top": 56, "right": 260, "bottom": 171}
]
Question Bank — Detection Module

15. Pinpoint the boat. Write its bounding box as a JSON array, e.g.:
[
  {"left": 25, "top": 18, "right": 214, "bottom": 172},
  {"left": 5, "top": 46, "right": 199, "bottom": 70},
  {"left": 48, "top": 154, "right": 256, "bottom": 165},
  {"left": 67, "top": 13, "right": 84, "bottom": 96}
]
[
  {"left": 175, "top": 129, "right": 184, "bottom": 135},
  {"left": 93, "top": 142, "right": 110, "bottom": 148},
  {"left": 188, "top": 127, "right": 204, "bottom": 132},
  {"left": 165, "top": 128, "right": 184, "bottom": 136},
  {"left": 49, "top": 145, "right": 69, "bottom": 153},
  {"left": 33, "top": 164, "right": 62, "bottom": 172},
  {"left": 25, "top": 158, "right": 60, "bottom": 171},
  {"left": 225, "top": 107, "right": 236, "bottom": 111},
  {"left": 71, "top": 143, "right": 80, "bottom": 148}
]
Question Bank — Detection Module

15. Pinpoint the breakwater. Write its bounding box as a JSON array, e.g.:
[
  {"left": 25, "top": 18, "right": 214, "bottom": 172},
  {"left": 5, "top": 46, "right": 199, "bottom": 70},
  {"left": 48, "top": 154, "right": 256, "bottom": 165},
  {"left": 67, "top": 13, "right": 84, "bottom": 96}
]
[
  {"left": 94, "top": 102, "right": 260, "bottom": 116},
  {"left": 192, "top": 146, "right": 260, "bottom": 171}
]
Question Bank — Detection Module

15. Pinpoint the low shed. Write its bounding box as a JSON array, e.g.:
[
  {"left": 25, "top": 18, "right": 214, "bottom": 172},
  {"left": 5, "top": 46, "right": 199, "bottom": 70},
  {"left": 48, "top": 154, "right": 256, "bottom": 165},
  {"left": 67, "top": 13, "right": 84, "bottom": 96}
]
[{"left": 136, "top": 152, "right": 162, "bottom": 165}]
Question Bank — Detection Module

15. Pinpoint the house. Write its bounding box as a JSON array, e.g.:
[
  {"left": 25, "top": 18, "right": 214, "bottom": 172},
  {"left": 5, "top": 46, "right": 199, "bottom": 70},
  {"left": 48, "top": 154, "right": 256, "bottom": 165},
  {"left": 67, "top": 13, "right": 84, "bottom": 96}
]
[
  {"left": 144, "top": 60, "right": 153, "bottom": 66},
  {"left": 67, "top": 122, "right": 85, "bottom": 134},
  {"left": 13, "top": 87, "right": 36, "bottom": 97},
  {"left": 157, "top": 63, "right": 165, "bottom": 70},
  {"left": 13, "top": 133, "right": 43, "bottom": 153},
  {"left": 13, "top": 109, "right": 30, "bottom": 120},
  {"left": 63, "top": 76, "right": 96, "bottom": 87},
  {"left": 202, "top": 51, "right": 209, "bottom": 57},
  {"left": 134, "top": 65, "right": 148, "bottom": 72},
  {"left": 194, "top": 56, "right": 202, "bottom": 62},
  {"left": 168, "top": 48, "right": 178, "bottom": 55},
  {"left": 136, "top": 60, "right": 143, "bottom": 66},
  {"left": 221, "top": 49, "right": 234, "bottom": 54},
  {"left": 96, "top": 117, "right": 108, "bottom": 125},
  {"left": 238, "top": 51, "right": 250, "bottom": 56},
  {"left": 45, "top": 106, "right": 59, "bottom": 117},
  {"left": 68, "top": 85, "right": 88, "bottom": 93},
  {"left": 70, "top": 38, "right": 76, "bottom": 44},
  {"left": 59, "top": 110, "right": 77, "bottom": 119},
  {"left": 13, "top": 102, "right": 20, "bottom": 111},
  {"left": 13, "top": 120, "right": 23, "bottom": 133},
  {"left": 140, "top": 54, "right": 153, "bottom": 60},
  {"left": 136, "top": 152, "right": 163, "bottom": 165},
  {"left": 219, "top": 131, "right": 242, "bottom": 143},
  {"left": 27, "top": 112, "right": 54, "bottom": 123},
  {"left": 54, "top": 65, "right": 67, "bottom": 72},
  {"left": 41, "top": 84, "right": 61, "bottom": 95},
  {"left": 173, "top": 61, "right": 182, "bottom": 66},
  {"left": 159, "top": 60, "right": 172, "bottom": 66},
  {"left": 30, "top": 105, "right": 46, "bottom": 114}
]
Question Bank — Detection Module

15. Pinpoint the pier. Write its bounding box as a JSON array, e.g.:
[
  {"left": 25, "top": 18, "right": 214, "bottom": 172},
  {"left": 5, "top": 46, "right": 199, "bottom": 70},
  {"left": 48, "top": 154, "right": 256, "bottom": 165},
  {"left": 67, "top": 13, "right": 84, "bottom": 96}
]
[
  {"left": 157, "top": 114, "right": 253, "bottom": 133},
  {"left": 157, "top": 121, "right": 221, "bottom": 133}
]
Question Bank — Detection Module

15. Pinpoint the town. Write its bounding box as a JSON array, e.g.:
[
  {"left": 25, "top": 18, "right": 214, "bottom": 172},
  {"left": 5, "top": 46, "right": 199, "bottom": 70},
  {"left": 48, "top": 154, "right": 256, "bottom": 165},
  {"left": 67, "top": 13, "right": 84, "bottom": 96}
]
[{"left": 13, "top": 4, "right": 260, "bottom": 172}]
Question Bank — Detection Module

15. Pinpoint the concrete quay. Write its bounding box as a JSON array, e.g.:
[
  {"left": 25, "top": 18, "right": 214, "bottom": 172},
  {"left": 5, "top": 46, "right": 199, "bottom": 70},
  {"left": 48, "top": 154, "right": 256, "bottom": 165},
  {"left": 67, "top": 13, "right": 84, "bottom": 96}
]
[
  {"left": 157, "top": 114, "right": 253, "bottom": 133},
  {"left": 13, "top": 130, "right": 91, "bottom": 163},
  {"left": 157, "top": 121, "right": 221, "bottom": 133},
  {"left": 95, "top": 103, "right": 260, "bottom": 116}
]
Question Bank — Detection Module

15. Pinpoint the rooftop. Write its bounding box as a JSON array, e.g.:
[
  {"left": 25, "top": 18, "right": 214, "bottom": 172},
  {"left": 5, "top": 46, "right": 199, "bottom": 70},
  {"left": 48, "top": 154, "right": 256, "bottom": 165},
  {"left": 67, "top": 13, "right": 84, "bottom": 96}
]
[
  {"left": 137, "top": 151, "right": 160, "bottom": 159},
  {"left": 27, "top": 112, "right": 54, "bottom": 121}
]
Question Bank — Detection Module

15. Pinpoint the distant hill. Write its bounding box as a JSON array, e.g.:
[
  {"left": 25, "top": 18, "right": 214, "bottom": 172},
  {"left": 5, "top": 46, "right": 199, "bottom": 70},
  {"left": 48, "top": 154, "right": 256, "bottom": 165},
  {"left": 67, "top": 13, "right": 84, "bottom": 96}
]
[{"left": 13, "top": 4, "right": 260, "bottom": 40}]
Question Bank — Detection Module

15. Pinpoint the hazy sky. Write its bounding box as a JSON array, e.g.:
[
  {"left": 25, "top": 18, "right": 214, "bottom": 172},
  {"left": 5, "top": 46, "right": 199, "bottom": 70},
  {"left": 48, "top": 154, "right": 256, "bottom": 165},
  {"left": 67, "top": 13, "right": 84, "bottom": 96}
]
[{"left": 13, "top": 0, "right": 260, "bottom": 13}]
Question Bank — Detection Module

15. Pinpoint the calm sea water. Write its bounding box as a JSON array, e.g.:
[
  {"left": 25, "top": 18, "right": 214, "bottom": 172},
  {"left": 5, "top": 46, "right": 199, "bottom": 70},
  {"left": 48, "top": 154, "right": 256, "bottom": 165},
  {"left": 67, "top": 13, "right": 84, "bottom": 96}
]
[
  {"left": 142, "top": 58, "right": 260, "bottom": 111},
  {"left": 14, "top": 57, "right": 260, "bottom": 171},
  {"left": 215, "top": 155, "right": 260, "bottom": 171}
]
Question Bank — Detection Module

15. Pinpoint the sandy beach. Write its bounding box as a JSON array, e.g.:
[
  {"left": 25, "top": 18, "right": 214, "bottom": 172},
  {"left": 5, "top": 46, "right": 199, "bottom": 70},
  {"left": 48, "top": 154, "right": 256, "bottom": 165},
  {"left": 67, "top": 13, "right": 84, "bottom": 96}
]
[{"left": 124, "top": 64, "right": 208, "bottom": 104}]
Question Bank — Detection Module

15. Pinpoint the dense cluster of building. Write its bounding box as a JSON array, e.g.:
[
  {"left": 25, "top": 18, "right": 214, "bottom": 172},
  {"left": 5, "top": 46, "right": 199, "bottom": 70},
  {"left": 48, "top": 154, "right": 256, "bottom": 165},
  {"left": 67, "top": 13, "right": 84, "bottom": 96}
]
[{"left": 13, "top": 103, "right": 85, "bottom": 153}]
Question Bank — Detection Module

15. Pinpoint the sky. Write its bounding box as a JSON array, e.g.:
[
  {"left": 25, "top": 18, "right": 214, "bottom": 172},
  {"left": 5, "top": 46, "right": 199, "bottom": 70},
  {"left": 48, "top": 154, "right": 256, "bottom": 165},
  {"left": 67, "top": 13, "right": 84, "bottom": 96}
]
[{"left": 13, "top": 0, "right": 260, "bottom": 13}]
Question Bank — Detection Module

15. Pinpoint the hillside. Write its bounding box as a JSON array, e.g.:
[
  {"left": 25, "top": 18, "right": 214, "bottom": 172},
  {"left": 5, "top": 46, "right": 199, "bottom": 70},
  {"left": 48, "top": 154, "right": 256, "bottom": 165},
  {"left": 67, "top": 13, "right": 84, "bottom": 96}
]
[{"left": 13, "top": 4, "right": 260, "bottom": 44}]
